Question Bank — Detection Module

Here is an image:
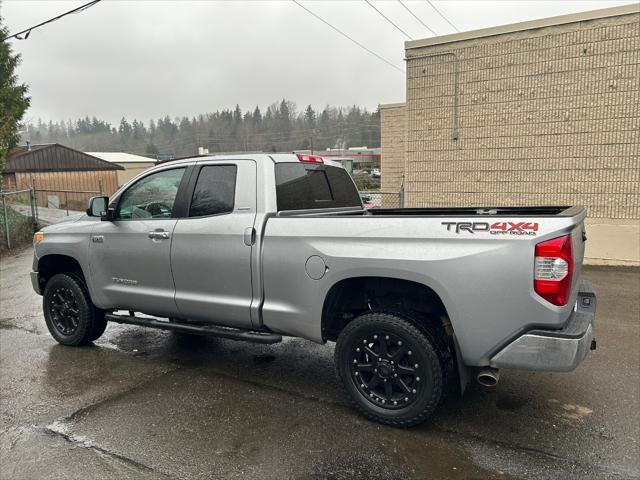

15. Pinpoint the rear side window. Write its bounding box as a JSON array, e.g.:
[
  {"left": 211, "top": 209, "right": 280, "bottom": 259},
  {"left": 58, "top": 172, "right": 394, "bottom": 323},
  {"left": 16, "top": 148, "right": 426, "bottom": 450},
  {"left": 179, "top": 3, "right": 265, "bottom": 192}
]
[
  {"left": 275, "top": 163, "right": 362, "bottom": 211},
  {"left": 189, "top": 165, "right": 237, "bottom": 217}
]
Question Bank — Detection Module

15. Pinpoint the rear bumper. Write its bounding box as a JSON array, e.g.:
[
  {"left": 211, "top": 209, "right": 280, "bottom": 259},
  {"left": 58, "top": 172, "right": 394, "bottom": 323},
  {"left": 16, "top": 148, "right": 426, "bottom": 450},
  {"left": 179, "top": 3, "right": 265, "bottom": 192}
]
[{"left": 490, "top": 280, "right": 596, "bottom": 372}]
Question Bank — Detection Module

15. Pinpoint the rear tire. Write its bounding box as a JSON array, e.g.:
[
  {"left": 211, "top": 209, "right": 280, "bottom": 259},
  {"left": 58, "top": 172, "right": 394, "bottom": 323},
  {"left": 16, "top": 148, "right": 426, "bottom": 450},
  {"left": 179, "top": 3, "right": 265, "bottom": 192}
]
[
  {"left": 43, "top": 273, "right": 107, "bottom": 346},
  {"left": 335, "top": 312, "right": 446, "bottom": 427}
]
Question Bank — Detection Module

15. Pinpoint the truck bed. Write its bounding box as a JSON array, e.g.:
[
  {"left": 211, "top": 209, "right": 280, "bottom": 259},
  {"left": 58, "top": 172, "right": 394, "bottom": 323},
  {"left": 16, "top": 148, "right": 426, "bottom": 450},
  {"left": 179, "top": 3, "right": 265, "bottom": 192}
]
[
  {"left": 262, "top": 203, "right": 587, "bottom": 366},
  {"left": 365, "top": 205, "right": 580, "bottom": 217},
  {"left": 278, "top": 205, "right": 582, "bottom": 218}
]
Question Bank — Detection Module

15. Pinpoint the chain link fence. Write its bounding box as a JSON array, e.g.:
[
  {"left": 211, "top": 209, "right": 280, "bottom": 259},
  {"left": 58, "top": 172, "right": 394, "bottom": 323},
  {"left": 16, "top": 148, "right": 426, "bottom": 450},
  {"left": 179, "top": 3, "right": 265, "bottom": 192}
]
[
  {"left": 1, "top": 189, "right": 37, "bottom": 252},
  {"left": 31, "top": 179, "right": 103, "bottom": 213},
  {"left": 359, "top": 190, "right": 404, "bottom": 209},
  {"left": 32, "top": 188, "right": 101, "bottom": 217},
  {"left": 0, "top": 184, "right": 102, "bottom": 252}
]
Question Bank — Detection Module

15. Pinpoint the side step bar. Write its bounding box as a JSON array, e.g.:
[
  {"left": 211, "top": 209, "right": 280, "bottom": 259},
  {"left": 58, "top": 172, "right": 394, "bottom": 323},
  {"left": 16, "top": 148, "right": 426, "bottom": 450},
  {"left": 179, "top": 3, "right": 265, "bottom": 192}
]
[{"left": 105, "top": 313, "right": 282, "bottom": 344}]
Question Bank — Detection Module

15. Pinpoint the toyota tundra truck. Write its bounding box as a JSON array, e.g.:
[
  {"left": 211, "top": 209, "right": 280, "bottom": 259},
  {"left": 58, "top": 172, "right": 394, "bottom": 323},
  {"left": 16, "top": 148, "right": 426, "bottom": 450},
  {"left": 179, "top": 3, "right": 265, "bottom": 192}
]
[{"left": 30, "top": 153, "right": 597, "bottom": 427}]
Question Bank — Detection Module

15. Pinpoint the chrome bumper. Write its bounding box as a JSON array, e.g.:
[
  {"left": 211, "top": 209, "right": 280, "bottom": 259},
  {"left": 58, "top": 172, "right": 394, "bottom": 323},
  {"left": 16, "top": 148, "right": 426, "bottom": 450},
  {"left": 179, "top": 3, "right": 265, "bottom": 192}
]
[
  {"left": 30, "top": 271, "right": 41, "bottom": 295},
  {"left": 490, "top": 280, "right": 596, "bottom": 372}
]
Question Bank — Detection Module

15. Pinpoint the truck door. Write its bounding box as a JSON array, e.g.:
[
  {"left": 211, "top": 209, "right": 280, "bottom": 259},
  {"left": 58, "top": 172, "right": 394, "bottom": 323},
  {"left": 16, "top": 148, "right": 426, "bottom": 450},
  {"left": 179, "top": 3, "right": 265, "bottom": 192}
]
[
  {"left": 89, "top": 166, "right": 188, "bottom": 316},
  {"left": 171, "top": 160, "right": 257, "bottom": 329}
]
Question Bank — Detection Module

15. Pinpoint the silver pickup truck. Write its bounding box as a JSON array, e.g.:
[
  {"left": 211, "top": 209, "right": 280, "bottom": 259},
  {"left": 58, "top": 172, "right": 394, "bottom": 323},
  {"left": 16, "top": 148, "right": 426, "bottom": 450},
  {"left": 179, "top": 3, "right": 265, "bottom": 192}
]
[{"left": 31, "top": 153, "right": 597, "bottom": 427}]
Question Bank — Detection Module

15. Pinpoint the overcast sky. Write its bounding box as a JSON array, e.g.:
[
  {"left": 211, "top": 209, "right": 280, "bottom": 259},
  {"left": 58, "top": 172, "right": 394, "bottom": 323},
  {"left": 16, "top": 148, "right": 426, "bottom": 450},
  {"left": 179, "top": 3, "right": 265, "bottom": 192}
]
[{"left": 2, "top": 0, "right": 634, "bottom": 124}]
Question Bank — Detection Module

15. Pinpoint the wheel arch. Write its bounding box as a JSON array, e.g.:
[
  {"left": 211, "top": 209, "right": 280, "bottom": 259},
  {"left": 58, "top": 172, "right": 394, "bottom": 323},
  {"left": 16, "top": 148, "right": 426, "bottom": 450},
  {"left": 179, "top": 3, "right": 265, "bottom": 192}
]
[
  {"left": 321, "top": 276, "right": 449, "bottom": 336},
  {"left": 37, "top": 254, "right": 87, "bottom": 293},
  {"left": 321, "top": 275, "right": 470, "bottom": 392}
]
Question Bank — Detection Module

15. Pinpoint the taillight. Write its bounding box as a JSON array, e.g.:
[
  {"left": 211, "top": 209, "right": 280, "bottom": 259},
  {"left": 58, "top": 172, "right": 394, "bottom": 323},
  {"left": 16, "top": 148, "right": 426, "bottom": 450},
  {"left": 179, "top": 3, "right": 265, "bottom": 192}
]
[
  {"left": 297, "top": 153, "right": 324, "bottom": 164},
  {"left": 534, "top": 234, "right": 573, "bottom": 306}
]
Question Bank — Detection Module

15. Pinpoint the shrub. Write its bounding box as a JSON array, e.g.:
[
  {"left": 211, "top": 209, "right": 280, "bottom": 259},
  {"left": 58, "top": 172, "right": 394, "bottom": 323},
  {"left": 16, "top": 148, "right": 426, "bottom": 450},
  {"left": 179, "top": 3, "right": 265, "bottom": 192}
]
[
  {"left": 352, "top": 173, "right": 380, "bottom": 191},
  {"left": 0, "top": 206, "right": 34, "bottom": 252}
]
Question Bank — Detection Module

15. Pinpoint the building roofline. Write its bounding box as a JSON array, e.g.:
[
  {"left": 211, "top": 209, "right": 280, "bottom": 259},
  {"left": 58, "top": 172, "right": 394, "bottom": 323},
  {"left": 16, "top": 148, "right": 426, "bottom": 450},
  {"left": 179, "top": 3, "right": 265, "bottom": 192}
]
[
  {"left": 4, "top": 143, "right": 124, "bottom": 172},
  {"left": 60, "top": 145, "right": 125, "bottom": 170},
  {"left": 379, "top": 102, "right": 406, "bottom": 109},
  {"left": 85, "top": 152, "right": 157, "bottom": 164},
  {"left": 405, "top": 3, "right": 639, "bottom": 50}
]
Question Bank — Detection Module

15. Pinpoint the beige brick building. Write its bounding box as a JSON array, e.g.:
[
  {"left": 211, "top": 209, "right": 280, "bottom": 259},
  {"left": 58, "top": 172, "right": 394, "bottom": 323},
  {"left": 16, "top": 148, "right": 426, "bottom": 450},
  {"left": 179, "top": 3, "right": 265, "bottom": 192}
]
[
  {"left": 380, "top": 4, "right": 639, "bottom": 265},
  {"left": 380, "top": 103, "right": 406, "bottom": 194},
  {"left": 379, "top": 103, "right": 407, "bottom": 207}
]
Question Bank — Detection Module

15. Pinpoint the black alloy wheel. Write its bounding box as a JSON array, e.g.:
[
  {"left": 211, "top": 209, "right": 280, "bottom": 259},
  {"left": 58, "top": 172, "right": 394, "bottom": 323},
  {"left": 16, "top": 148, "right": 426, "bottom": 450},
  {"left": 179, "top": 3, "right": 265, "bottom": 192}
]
[
  {"left": 48, "top": 286, "right": 80, "bottom": 336},
  {"left": 335, "top": 312, "right": 446, "bottom": 427},
  {"left": 43, "top": 273, "right": 107, "bottom": 346},
  {"left": 350, "top": 330, "right": 424, "bottom": 409}
]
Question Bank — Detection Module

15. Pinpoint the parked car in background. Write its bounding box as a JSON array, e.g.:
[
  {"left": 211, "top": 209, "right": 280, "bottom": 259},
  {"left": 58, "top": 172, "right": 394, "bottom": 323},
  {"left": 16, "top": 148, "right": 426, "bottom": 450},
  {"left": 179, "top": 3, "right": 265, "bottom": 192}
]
[{"left": 360, "top": 192, "right": 380, "bottom": 209}]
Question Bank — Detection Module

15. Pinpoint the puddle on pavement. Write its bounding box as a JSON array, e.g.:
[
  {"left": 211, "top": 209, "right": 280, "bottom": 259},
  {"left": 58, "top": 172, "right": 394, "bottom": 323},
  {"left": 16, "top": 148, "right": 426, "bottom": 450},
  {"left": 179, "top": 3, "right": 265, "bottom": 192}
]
[
  {"left": 253, "top": 354, "right": 277, "bottom": 365},
  {"left": 496, "top": 394, "right": 529, "bottom": 411}
]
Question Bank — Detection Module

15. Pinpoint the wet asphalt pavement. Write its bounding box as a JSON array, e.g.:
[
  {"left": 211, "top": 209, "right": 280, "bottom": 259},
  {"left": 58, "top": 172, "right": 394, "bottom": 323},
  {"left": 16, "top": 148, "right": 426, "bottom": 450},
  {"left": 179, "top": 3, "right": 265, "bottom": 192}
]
[{"left": 1, "top": 247, "right": 638, "bottom": 480}]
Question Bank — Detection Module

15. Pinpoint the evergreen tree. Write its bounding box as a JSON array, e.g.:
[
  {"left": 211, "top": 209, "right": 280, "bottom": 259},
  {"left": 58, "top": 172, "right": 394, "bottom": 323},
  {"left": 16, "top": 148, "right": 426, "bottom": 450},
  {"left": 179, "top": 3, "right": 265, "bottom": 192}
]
[
  {"left": 303, "top": 105, "right": 316, "bottom": 129},
  {"left": 118, "top": 117, "right": 132, "bottom": 145},
  {"left": 0, "top": 18, "right": 30, "bottom": 170},
  {"left": 232, "top": 104, "right": 242, "bottom": 132},
  {"left": 278, "top": 99, "right": 292, "bottom": 144},
  {"left": 252, "top": 105, "right": 262, "bottom": 127}
]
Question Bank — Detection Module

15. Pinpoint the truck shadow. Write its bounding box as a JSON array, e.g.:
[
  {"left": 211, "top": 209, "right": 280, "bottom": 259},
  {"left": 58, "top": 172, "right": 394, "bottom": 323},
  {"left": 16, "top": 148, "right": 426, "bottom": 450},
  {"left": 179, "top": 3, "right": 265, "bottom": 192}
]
[
  {"left": 41, "top": 326, "right": 607, "bottom": 478},
  {"left": 96, "top": 322, "right": 594, "bottom": 440}
]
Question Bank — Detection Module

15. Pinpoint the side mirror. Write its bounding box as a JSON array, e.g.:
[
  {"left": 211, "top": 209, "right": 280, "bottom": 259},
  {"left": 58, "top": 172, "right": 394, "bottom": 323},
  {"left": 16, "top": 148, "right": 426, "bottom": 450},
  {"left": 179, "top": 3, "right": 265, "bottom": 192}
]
[{"left": 87, "top": 196, "right": 109, "bottom": 218}]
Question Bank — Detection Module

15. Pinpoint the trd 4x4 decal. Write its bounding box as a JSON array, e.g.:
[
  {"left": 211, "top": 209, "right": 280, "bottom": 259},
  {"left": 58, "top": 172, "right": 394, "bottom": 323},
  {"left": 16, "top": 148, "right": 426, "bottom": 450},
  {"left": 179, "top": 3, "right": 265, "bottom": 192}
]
[{"left": 442, "top": 221, "right": 539, "bottom": 235}]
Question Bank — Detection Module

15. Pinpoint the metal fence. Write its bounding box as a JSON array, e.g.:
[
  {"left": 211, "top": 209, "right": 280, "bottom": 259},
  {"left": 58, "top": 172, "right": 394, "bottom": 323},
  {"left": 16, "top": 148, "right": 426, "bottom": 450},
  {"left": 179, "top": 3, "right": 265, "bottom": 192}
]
[
  {"left": 31, "top": 178, "right": 103, "bottom": 214},
  {"left": 1, "top": 189, "right": 37, "bottom": 251},
  {"left": 33, "top": 188, "right": 102, "bottom": 217},
  {"left": 0, "top": 184, "right": 102, "bottom": 251},
  {"left": 359, "top": 190, "right": 404, "bottom": 209}
]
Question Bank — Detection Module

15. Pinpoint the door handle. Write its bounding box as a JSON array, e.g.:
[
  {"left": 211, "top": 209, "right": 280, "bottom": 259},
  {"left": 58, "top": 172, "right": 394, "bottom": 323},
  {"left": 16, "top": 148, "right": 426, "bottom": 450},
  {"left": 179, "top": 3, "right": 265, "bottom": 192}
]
[{"left": 148, "top": 230, "right": 170, "bottom": 240}]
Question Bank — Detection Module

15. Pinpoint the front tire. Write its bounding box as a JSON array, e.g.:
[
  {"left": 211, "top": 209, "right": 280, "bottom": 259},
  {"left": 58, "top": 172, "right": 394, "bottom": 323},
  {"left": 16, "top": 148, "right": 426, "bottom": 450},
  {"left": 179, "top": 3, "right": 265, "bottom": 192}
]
[
  {"left": 43, "top": 273, "right": 107, "bottom": 346},
  {"left": 335, "top": 312, "right": 446, "bottom": 427}
]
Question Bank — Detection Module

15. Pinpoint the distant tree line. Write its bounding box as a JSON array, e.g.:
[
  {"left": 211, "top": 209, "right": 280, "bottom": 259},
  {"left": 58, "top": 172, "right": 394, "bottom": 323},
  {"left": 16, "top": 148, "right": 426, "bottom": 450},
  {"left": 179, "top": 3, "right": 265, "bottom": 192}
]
[{"left": 21, "top": 100, "right": 381, "bottom": 157}]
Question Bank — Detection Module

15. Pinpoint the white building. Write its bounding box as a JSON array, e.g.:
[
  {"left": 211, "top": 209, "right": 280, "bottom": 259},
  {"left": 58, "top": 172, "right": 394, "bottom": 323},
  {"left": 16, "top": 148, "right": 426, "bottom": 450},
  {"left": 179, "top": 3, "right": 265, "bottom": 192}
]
[{"left": 85, "top": 152, "right": 157, "bottom": 186}]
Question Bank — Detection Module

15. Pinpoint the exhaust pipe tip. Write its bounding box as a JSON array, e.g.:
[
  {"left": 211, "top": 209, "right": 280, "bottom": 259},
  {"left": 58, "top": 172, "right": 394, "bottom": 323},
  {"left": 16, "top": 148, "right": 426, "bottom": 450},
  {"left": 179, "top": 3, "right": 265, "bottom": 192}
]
[{"left": 477, "top": 367, "right": 500, "bottom": 388}]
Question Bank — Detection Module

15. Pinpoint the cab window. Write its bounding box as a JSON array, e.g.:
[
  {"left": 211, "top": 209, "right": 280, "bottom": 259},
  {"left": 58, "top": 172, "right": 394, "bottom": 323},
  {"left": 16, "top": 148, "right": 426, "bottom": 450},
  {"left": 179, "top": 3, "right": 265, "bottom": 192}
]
[
  {"left": 189, "top": 165, "right": 237, "bottom": 217},
  {"left": 275, "top": 163, "right": 362, "bottom": 211},
  {"left": 116, "top": 168, "right": 186, "bottom": 220}
]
